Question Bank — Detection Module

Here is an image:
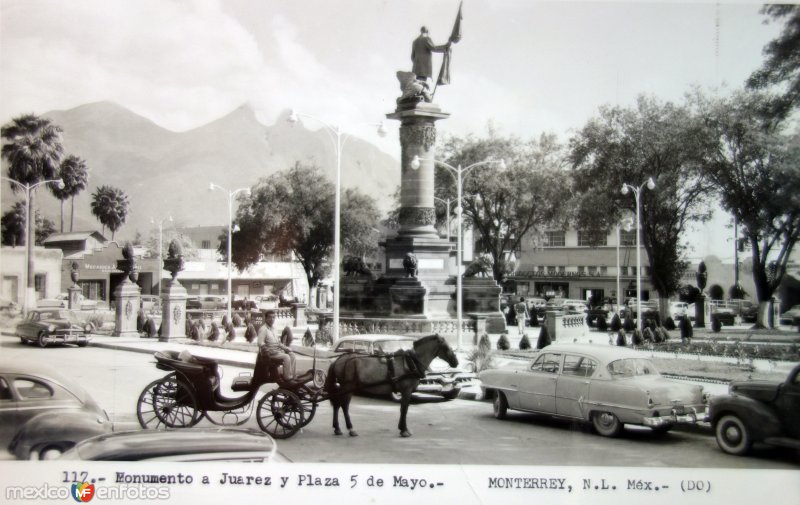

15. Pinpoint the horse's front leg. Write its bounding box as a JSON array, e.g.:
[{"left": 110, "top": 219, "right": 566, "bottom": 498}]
[{"left": 398, "top": 392, "right": 412, "bottom": 438}]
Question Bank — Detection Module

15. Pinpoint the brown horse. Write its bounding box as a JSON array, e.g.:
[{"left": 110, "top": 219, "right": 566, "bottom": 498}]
[{"left": 324, "top": 334, "right": 458, "bottom": 438}]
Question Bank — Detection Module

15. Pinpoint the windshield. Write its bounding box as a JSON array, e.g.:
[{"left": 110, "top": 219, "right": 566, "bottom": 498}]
[
  {"left": 607, "top": 358, "right": 659, "bottom": 377},
  {"left": 374, "top": 340, "right": 413, "bottom": 353}
]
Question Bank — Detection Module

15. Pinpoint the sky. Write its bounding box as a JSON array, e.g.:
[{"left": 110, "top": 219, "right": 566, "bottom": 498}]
[{"left": 0, "top": 0, "right": 787, "bottom": 261}]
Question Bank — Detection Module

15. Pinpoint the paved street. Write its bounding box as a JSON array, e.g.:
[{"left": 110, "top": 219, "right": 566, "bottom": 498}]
[{"left": 1, "top": 334, "right": 797, "bottom": 468}]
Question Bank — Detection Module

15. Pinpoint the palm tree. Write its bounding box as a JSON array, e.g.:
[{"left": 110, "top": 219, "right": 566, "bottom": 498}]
[
  {"left": 51, "top": 155, "right": 89, "bottom": 232},
  {"left": 90, "top": 185, "right": 129, "bottom": 240},
  {"left": 1, "top": 114, "right": 64, "bottom": 305}
]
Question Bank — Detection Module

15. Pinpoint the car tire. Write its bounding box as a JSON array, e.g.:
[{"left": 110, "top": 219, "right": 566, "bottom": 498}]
[
  {"left": 19, "top": 337, "right": 28, "bottom": 345},
  {"left": 592, "top": 411, "right": 623, "bottom": 437},
  {"left": 31, "top": 445, "right": 64, "bottom": 460},
  {"left": 715, "top": 414, "right": 752, "bottom": 456},
  {"left": 77, "top": 340, "right": 88, "bottom": 348},
  {"left": 37, "top": 331, "right": 50, "bottom": 348},
  {"left": 493, "top": 392, "right": 508, "bottom": 419}
]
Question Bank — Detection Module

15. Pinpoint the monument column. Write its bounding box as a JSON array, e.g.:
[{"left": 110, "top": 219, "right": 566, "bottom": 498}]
[{"left": 390, "top": 105, "right": 450, "bottom": 237}]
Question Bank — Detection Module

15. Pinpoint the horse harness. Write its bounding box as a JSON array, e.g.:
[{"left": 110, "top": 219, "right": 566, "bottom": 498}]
[{"left": 383, "top": 350, "right": 426, "bottom": 392}]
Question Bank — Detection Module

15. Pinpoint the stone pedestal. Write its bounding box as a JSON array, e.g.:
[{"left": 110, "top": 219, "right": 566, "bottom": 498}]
[
  {"left": 160, "top": 281, "right": 188, "bottom": 341},
  {"left": 461, "top": 278, "right": 505, "bottom": 333},
  {"left": 113, "top": 279, "right": 141, "bottom": 337},
  {"left": 68, "top": 285, "right": 82, "bottom": 310},
  {"left": 292, "top": 302, "right": 307, "bottom": 328},
  {"left": 694, "top": 294, "right": 706, "bottom": 328},
  {"left": 389, "top": 278, "right": 428, "bottom": 317}
]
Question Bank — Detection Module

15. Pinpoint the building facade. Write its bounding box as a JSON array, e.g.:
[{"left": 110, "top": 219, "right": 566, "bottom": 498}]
[
  {"left": 509, "top": 227, "right": 653, "bottom": 305},
  {"left": 1, "top": 246, "right": 63, "bottom": 303}
]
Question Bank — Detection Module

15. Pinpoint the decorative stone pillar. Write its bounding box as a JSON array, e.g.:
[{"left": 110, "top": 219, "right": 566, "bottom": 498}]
[
  {"left": 114, "top": 243, "right": 141, "bottom": 337},
  {"left": 67, "top": 261, "right": 82, "bottom": 310},
  {"left": 292, "top": 302, "right": 308, "bottom": 328},
  {"left": 160, "top": 240, "right": 188, "bottom": 341}
]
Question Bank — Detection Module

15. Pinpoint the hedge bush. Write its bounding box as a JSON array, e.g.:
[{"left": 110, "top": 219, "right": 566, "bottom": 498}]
[
  {"left": 632, "top": 329, "right": 643, "bottom": 346},
  {"left": 597, "top": 316, "right": 608, "bottom": 331},
  {"left": 623, "top": 315, "right": 635, "bottom": 332},
  {"left": 711, "top": 315, "right": 722, "bottom": 333},
  {"left": 529, "top": 312, "right": 539, "bottom": 327},
  {"left": 615, "top": 330, "right": 627, "bottom": 346},
  {"left": 519, "top": 333, "right": 532, "bottom": 350},
  {"left": 664, "top": 316, "right": 676, "bottom": 330},
  {"left": 536, "top": 326, "right": 552, "bottom": 349},
  {"left": 497, "top": 333, "right": 510, "bottom": 350},
  {"left": 610, "top": 313, "right": 622, "bottom": 332}
]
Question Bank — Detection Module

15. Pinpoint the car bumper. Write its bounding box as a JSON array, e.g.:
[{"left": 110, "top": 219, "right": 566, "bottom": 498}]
[
  {"left": 49, "top": 331, "right": 89, "bottom": 344},
  {"left": 418, "top": 375, "right": 476, "bottom": 394},
  {"left": 642, "top": 406, "right": 706, "bottom": 427}
]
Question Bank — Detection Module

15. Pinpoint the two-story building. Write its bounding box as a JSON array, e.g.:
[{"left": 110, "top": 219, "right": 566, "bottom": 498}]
[{"left": 508, "top": 227, "right": 652, "bottom": 305}]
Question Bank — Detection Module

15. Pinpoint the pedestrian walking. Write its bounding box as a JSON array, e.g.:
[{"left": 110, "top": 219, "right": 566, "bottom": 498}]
[{"left": 514, "top": 297, "right": 529, "bottom": 336}]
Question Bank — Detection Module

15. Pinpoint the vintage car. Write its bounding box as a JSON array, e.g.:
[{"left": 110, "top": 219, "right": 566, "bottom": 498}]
[
  {"left": 59, "top": 428, "right": 290, "bottom": 462},
  {"left": 295, "top": 334, "right": 476, "bottom": 400},
  {"left": 779, "top": 304, "right": 800, "bottom": 325},
  {"left": 2, "top": 359, "right": 111, "bottom": 459},
  {"left": 37, "top": 293, "right": 102, "bottom": 310},
  {"left": 707, "top": 363, "right": 800, "bottom": 456},
  {"left": 14, "top": 309, "right": 92, "bottom": 348},
  {"left": 710, "top": 301, "right": 737, "bottom": 325},
  {"left": 479, "top": 344, "right": 708, "bottom": 437}
]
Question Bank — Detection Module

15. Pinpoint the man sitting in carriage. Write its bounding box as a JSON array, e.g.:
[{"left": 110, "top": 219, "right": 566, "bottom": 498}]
[{"left": 256, "top": 310, "right": 297, "bottom": 382}]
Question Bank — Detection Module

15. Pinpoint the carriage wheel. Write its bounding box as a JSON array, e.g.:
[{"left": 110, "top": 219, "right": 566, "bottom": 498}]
[
  {"left": 296, "top": 385, "right": 321, "bottom": 427},
  {"left": 256, "top": 389, "right": 305, "bottom": 439},
  {"left": 204, "top": 404, "right": 252, "bottom": 426},
  {"left": 137, "top": 375, "right": 202, "bottom": 429}
]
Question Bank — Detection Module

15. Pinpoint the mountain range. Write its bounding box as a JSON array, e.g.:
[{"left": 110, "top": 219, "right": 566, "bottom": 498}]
[{"left": 2, "top": 101, "right": 400, "bottom": 242}]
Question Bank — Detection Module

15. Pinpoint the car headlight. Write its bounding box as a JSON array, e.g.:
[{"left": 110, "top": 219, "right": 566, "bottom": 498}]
[{"left": 84, "top": 324, "right": 93, "bottom": 332}]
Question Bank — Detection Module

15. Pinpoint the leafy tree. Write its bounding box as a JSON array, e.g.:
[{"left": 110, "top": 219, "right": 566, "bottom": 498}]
[
  {"left": 1, "top": 201, "right": 56, "bottom": 246},
  {"left": 695, "top": 90, "right": 800, "bottom": 327},
  {"left": 145, "top": 230, "right": 199, "bottom": 260},
  {"left": 569, "top": 96, "right": 715, "bottom": 315},
  {"left": 747, "top": 5, "right": 800, "bottom": 121},
  {"left": 223, "top": 162, "right": 381, "bottom": 304},
  {"left": 1, "top": 114, "right": 64, "bottom": 303},
  {"left": 50, "top": 154, "right": 89, "bottom": 232},
  {"left": 436, "top": 131, "right": 570, "bottom": 284},
  {"left": 90, "top": 185, "right": 129, "bottom": 240}
]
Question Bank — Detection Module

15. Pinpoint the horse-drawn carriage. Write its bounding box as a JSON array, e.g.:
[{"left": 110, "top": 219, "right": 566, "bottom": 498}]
[
  {"left": 136, "top": 334, "right": 460, "bottom": 439},
  {"left": 136, "top": 348, "right": 325, "bottom": 439}
]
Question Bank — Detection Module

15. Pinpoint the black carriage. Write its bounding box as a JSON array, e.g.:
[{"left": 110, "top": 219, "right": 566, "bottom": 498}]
[{"left": 136, "top": 348, "right": 325, "bottom": 439}]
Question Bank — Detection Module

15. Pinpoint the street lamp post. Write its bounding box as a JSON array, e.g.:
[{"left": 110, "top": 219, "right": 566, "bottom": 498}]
[
  {"left": 287, "top": 110, "right": 387, "bottom": 343},
  {"left": 433, "top": 196, "right": 455, "bottom": 241},
  {"left": 411, "top": 156, "right": 506, "bottom": 351},
  {"left": 209, "top": 183, "right": 251, "bottom": 322},
  {"left": 621, "top": 177, "right": 656, "bottom": 332},
  {"left": 151, "top": 215, "right": 173, "bottom": 301},
  {"left": 1, "top": 176, "right": 64, "bottom": 316},
  {"left": 616, "top": 216, "right": 634, "bottom": 312}
]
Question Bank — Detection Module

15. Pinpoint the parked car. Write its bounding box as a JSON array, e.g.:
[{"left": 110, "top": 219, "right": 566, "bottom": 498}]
[
  {"left": 479, "top": 343, "right": 708, "bottom": 437},
  {"left": 140, "top": 294, "right": 160, "bottom": 313},
  {"left": 737, "top": 300, "right": 758, "bottom": 323},
  {"left": 708, "top": 363, "right": 800, "bottom": 456},
  {"left": 232, "top": 295, "right": 257, "bottom": 311},
  {"left": 37, "top": 293, "right": 99, "bottom": 310},
  {"left": 188, "top": 295, "right": 227, "bottom": 310},
  {"left": 526, "top": 297, "right": 547, "bottom": 316},
  {"left": 254, "top": 295, "right": 279, "bottom": 310},
  {"left": 710, "top": 302, "right": 736, "bottom": 326},
  {"left": 14, "top": 309, "right": 92, "bottom": 348},
  {"left": 295, "top": 334, "right": 476, "bottom": 400},
  {"left": 59, "top": 428, "right": 290, "bottom": 462},
  {"left": 669, "top": 301, "right": 689, "bottom": 320},
  {"left": 1, "top": 359, "right": 111, "bottom": 459},
  {"left": 779, "top": 305, "right": 800, "bottom": 325}
]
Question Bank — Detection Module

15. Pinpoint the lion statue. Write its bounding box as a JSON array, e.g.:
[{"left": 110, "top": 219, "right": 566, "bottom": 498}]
[
  {"left": 402, "top": 252, "right": 418, "bottom": 278},
  {"left": 343, "top": 256, "right": 372, "bottom": 277}
]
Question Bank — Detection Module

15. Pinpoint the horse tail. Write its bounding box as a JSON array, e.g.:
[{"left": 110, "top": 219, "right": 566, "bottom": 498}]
[{"left": 324, "top": 355, "right": 343, "bottom": 398}]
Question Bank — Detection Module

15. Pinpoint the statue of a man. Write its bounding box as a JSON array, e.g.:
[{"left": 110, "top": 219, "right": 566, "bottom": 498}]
[{"left": 411, "top": 26, "right": 450, "bottom": 85}]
